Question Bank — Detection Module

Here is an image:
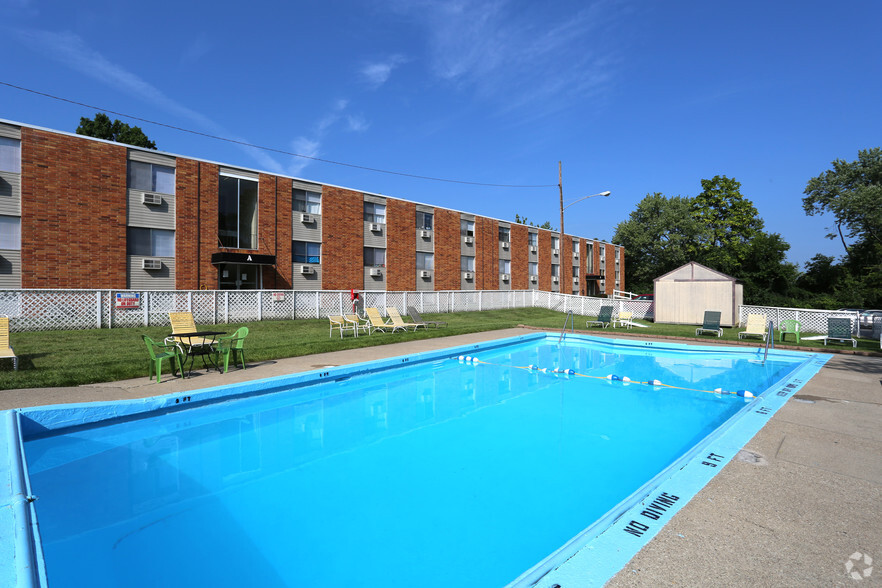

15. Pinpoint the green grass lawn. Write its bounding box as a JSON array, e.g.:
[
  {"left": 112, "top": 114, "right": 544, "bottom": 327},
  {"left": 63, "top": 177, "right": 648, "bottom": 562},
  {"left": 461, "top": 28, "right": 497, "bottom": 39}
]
[{"left": 0, "top": 308, "right": 878, "bottom": 390}]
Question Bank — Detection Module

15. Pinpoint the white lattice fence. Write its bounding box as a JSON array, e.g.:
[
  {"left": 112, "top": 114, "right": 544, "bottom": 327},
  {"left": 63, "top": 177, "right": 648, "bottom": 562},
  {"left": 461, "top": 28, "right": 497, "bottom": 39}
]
[{"left": 739, "top": 305, "right": 860, "bottom": 335}]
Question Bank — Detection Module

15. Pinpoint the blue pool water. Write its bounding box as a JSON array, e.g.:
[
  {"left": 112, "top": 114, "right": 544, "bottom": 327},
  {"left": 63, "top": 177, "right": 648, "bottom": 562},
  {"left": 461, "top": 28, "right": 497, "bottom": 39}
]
[{"left": 20, "top": 335, "right": 816, "bottom": 587}]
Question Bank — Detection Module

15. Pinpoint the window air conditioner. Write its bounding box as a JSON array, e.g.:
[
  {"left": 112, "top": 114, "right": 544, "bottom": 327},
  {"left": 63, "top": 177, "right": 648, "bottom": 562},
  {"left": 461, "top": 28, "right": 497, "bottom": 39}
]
[
  {"left": 463, "top": 271, "right": 474, "bottom": 280},
  {"left": 300, "top": 265, "right": 314, "bottom": 275},
  {"left": 141, "top": 193, "right": 162, "bottom": 205},
  {"left": 464, "top": 236, "right": 474, "bottom": 244},
  {"left": 573, "top": 277, "right": 579, "bottom": 284},
  {"left": 529, "top": 275, "right": 537, "bottom": 282},
  {"left": 420, "top": 230, "right": 432, "bottom": 238},
  {"left": 501, "top": 241, "right": 510, "bottom": 250},
  {"left": 419, "top": 270, "right": 431, "bottom": 278},
  {"left": 370, "top": 267, "right": 383, "bottom": 277},
  {"left": 552, "top": 277, "right": 559, "bottom": 283},
  {"left": 552, "top": 248, "right": 560, "bottom": 256},
  {"left": 369, "top": 223, "right": 382, "bottom": 232},
  {"left": 530, "top": 245, "right": 538, "bottom": 253},
  {"left": 141, "top": 258, "right": 162, "bottom": 270},
  {"left": 501, "top": 273, "right": 510, "bottom": 281},
  {"left": 300, "top": 213, "right": 314, "bottom": 224},
  {"left": 573, "top": 252, "right": 579, "bottom": 259}
]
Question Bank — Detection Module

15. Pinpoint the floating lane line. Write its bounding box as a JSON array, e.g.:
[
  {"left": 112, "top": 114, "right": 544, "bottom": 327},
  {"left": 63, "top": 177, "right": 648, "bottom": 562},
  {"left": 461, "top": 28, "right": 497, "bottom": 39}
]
[{"left": 455, "top": 355, "right": 755, "bottom": 399}]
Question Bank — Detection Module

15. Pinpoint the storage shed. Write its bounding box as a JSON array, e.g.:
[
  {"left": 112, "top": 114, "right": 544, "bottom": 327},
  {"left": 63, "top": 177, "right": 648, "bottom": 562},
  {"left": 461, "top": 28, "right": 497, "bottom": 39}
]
[{"left": 653, "top": 262, "right": 742, "bottom": 327}]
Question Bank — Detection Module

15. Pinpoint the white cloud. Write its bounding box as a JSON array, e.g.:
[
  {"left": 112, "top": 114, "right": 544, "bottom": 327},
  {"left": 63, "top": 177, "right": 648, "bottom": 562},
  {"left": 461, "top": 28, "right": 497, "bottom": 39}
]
[
  {"left": 288, "top": 137, "right": 320, "bottom": 176},
  {"left": 347, "top": 115, "right": 370, "bottom": 132},
  {"left": 180, "top": 33, "right": 213, "bottom": 67},
  {"left": 360, "top": 55, "right": 408, "bottom": 89}
]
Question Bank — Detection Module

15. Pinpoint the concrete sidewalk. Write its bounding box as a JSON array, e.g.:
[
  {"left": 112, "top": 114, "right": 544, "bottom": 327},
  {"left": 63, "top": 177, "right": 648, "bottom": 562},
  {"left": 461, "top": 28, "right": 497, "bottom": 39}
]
[{"left": 2, "top": 328, "right": 880, "bottom": 586}]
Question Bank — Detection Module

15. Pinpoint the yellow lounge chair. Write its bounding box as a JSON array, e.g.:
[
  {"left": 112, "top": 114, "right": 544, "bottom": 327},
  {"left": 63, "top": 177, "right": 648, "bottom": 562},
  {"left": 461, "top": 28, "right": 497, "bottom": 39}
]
[
  {"left": 168, "top": 311, "right": 212, "bottom": 346},
  {"left": 365, "top": 307, "right": 406, "bottom": 334},
  {"left": 386, "top": 307, "right": 425, "bottom": 331},
  {"left": 738, "top": 313, "right": 768, "bottom": 341},
  {"left": 614, "top": 311, "right": 634, "bottom": 329},
  {"left": 0, "top": 315, "right": 18, "bottom": 370}
]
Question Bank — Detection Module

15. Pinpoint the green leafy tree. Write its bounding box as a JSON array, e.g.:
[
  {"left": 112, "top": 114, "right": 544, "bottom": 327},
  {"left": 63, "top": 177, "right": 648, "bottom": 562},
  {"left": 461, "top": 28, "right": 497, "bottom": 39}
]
[
  {"left": 691, "top": 175, "right": 764, "bottom": 274},
  {"left": 514, "top": 213, "right": 556, "bottom": 231},
  {"left": 612, "top": 193, "right": 707, "bottom": 292},
  {"left": 739, "top": 232, "right": 799, "bottom": 305},
  {"left": 76, "top": 113, "right": 157, "bottom": 149}
]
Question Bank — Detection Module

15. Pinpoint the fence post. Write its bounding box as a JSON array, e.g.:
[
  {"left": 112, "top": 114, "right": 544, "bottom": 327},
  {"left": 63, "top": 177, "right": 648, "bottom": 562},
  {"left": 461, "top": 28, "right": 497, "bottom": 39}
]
[
  {"left": 478, "top": 291, "right": 482, "bottom": 312},
  {"left": 224, "top": 292, "right": 229, "bottom": 324},
  {"left": 143, "top": 292, "right": 149, "bottom": 327},
  {"left": 258, "top": 292, "right": 263, "bottom": 322},
  {"left": 315, "top": 292, "right": 320, "bottom": 319}
]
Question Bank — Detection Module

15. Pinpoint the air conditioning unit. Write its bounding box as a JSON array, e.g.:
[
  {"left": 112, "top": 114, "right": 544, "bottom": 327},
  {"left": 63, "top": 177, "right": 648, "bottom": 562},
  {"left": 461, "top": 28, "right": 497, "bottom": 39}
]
[
  {"left": 419, "top": 270, "right": 431, "bottom": 278},
  {"left": 552, "top": 248, "right": 560, "bottom": 256},
  {"left": 370, "top": 267, "right": 383, "bottom": 277},
  {"left": 463, "top": 271, "right": 474, "bottom": 280},
  {"left": 464, "top": 236, "right": 474, "bottom": 244},
  {"left": 141, "top": 192, "right": 162, "bottom": 205},
  {"left": 552, "top": 277, "right": 559, "bottom": 283},
  {"left": 573, "top": 252, "right": 579, "bottom": 259},
  {"left": 573, "top": 277, "right": 579, "bottom": 284},
  {"left": 529, "top": 275, "right": 538, "bottom": 282},
  {"left": 141, "top": 258, "right": 161, "bottom": 270},
  {"left": 369, "top": 223, "right": 382, "bottom": 232},
  {"left": 300, "top": 213, "right": 314, "bottom": 223},
  {"left": 420, "top": 230, "right": 432, "bottom": 238},
  {"left": 501, "top": 273, "right": 510, "bottom": 281},
  {"left": 501, "top": 241, "right": 510, "bottom": 250},
  {"left": 299, "top": 265, "right": 314, "bottom": 275},
  {"left": 530, "top": 245, "right": 538, "bottom": 253}
]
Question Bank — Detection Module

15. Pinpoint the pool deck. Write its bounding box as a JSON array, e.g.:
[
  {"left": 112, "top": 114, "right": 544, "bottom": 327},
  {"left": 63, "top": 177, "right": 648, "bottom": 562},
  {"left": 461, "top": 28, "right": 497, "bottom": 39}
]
[{"left": 2, "top": 327, "right": 881, "bottom": 587}]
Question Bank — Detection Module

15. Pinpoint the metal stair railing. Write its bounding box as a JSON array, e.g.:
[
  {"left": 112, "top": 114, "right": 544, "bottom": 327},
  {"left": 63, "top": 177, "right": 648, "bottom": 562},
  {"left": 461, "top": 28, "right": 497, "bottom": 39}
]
[
  {"left": 762, "top": 320, "right": 775, "bottom": 364},
  {"left": 559, "top": 310, "right": 574, "bottom": 343}
]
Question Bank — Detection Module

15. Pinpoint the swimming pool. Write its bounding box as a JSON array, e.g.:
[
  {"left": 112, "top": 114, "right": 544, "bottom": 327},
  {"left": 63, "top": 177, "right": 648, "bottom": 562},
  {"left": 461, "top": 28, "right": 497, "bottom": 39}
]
[{"left": 1, "top": 333, "right": 830, "bottom": 587}]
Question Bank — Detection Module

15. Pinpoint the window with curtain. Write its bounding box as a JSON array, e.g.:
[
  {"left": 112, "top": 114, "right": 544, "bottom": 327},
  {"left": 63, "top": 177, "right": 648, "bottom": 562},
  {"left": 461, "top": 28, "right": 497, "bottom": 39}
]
[
  {"left": 0, "top": 216, "right": 21, "bottom": 250},
  {"left": 416, "top": 252, "right": 434, "bottom": 270},
  {"left": 293, "top": 241, "right": 321, "bottom": 263},
  {"left": 293, "top": 189, "right": 321, "bottom": 214},
  {"left": 364, "top": 202, "right": 386, "bottom": 223},
  {"left": 0, "top": 138, "right": 21, "bottom": 173},
  {"left": 128, "top": 161, "right": 175, "bottom": 194},
  {"left": 499, "top": 259, "right": 511, "bottom": 273},
  {"left": 364, "top": 247, "right": 386, "bottom": 267},
  {"left": 498, "top": 227, "right": 510, "bottom": 242},
  {"left": 461, "top": 256, "right": 475, "bottom": 271},
  {"left": 416, "top": 211, "right": 433, "bottom": 230},
  {"left": 528, "top": 232, "right": 538, "bottom": 246},
  {"left": 460, "top": 220, "right": 475, "bottom": 237},
  {"left": 528, "top": 262, "right": 538, "bottom": 276}
]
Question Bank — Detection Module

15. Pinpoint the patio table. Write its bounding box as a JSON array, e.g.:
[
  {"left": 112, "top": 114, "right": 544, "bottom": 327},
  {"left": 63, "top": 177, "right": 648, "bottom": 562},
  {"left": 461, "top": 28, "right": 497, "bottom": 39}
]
[{"left": 166, "top": 330, "right": 226, "bottom": 377}]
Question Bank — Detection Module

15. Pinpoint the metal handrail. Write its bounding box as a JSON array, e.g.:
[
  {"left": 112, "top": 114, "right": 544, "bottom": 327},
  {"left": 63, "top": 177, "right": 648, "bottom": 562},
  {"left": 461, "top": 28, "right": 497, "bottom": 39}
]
[
  {"left": 559, "top": 310, "right": 574, "bottom": 343},
  {"left": 762, "top": 320, "right": 775, "bottom": 364}
]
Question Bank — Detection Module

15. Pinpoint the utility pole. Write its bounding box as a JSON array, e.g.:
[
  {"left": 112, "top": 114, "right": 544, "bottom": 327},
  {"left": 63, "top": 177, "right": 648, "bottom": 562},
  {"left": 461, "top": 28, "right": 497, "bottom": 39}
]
[{"left": 558, "top": 161, "right": 564, "bottom": 239}]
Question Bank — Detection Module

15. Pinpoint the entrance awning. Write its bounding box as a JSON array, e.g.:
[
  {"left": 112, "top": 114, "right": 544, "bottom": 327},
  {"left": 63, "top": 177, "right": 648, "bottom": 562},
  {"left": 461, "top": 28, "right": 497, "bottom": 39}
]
[{"left": 211, "top": 252, "right": 276, "bottom": 265}]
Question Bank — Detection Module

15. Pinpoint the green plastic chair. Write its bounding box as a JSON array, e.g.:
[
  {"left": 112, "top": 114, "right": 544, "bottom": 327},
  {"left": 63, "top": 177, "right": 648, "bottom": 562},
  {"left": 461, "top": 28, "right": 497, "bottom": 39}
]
[
  {"left": 142, "top": 335, "right": 183, "bottom": 383},
  {"left": 779, "top": 319, "right": 801, "bottom": 344},
  {"left": 215, "top": 327, "right": 249, "bottom": 373}
]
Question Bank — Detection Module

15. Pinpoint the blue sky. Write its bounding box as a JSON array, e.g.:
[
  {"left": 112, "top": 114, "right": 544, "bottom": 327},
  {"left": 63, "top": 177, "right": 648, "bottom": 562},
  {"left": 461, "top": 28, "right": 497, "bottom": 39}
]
[{"left": 2, "top": 0, "right": 880, "bottom": 268}]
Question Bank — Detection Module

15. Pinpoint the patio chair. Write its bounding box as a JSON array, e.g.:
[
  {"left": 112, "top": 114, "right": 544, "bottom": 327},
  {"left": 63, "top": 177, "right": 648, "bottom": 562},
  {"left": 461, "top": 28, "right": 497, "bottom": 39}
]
[
  {"left": 329, "top": 315, "right": 356, "bottom": 338},
  {"left": 345, "top": 314, "right": 369, "bottom": 336},
  {"left": 738, "top": 314, "right": 768, "bottom": 341},
  {"left": 407, "top": 306, "right": 447, "bottom": 328},
  {"left": 696, "top": 311, "right": 723, "bottom": 338},
  {"left": 0, "top": 316, "right": 17, "bottom": 370},
  {"left": 822, "top": 317, "right": 857, "bottom": 348},
  {"left": 614, "top": 311, "right": 634, "bottom": 329},
  {"left": 387, "top": 307, "right": 425, "bottom": 331},
  {"left": 169, "top": 311, "right": 211, "bottom": 346},
  {"left": 214, "top": 327, "right": 249, "bottom": 373},
  {"left": 365, "top": 307, "right": 406, "bottom": 333},
  {"left": 142, "top": 334, "right": 184, "bottom": 383},
  {"left": 587, "top": 306, "right": 613, "bottom": 329},
  {"left": 779, "top": 319, "right": 801, "bottom": 344}
]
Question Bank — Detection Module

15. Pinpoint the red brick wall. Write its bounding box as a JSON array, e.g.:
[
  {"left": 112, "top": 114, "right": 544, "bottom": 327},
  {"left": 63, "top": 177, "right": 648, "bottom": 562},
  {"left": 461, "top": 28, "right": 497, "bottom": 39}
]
[
  {"left": 604, "top": 243, "right": 615, "bottom": 295},
  {"left": 175, "top": 158, "right": 200, "bottom": 289},
  {"left": 510, "top": 224, "right": 529, "bottom": 290},
  {"left": 434, "top": 209, "right": 460, "bottom": 290},
  {"left": 475, "top": 216, "right": 498, "bottom": 290},
  {"left": 20, "top": 128, "right": 128, "bottom": 288},
  {"left": 386, "top": 198, "right": 416, "bottom": 291},
  {"left": 258, "top": 174, "right": 292, "bottom": 289},
  {"left": 197, "top": 162, "right": 220, "bottom": 288},
  {"left": 538, "top": 229, "right": 552, "bottom": 291},
  {"left": 578, "top": 238, "right": 587, "bottom": 296},
  {"left": 321, "top": 186, "right": 364, "bottom": 290},
  {"left": 561, "top": 234, "right": 572, "bottom": 291},
  {"left": 618, "top": 248, "right": 625, "bottom": 293}
]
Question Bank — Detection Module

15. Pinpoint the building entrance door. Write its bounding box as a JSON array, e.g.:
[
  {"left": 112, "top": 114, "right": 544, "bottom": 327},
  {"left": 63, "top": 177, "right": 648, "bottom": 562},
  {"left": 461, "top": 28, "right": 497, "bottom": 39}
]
[{"left": 218, "top": 263, "right": 261, "bottom": 290}]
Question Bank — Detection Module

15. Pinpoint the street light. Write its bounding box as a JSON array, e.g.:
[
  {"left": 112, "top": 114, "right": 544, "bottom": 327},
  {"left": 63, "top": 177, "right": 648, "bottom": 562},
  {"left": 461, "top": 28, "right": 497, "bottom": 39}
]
[{"left": 559, "top": 161, "right": 610, "bottom": 295}]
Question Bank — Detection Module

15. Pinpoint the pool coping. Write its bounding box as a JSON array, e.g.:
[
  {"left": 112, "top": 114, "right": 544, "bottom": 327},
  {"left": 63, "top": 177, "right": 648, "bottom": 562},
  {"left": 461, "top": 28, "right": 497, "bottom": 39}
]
[{"left": 0, "top": 332, "right": 831, "bottom": 587}]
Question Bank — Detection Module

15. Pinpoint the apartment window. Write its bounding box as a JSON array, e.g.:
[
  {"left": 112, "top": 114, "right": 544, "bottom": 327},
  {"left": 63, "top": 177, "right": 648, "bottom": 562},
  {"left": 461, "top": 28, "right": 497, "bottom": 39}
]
[
  {"left": 499, "top": 259, "right": 511, "bottom": 274},
  {"left": 551, "top": 264, "right": 559, "bottom": 277},
  {"left": 461, "top": 255, "right": 475, "bottom": 271},
  {"left": 416, "top": 252, "right": 434, "bottom": 270},
  {"left": 0, "top": 138, "right": 21, "bottom": 173},
  {"left": 460, "top": 220, "right": 475, "bottom": 237},
  {"left": 551, "top": 236, "right": 560, "bottom": 250},
  {"left": 587, "top": 243, "right": 594, "bottom": 272},
  {"left": 364, "top": 247, "right": 386, "bottom": 267},
  {"left": 293, "top": 189, "right": 321, "bottom": 214},
  {"left": 573, "top": 266, "right": 579, "bottom": 277},
  {"left": 528, "top": 232, "right": 538, "bottom": 246},
  {"left": 528, "top": 262, "right": 538, "bottom": 276},
  {"left": 292, "top": 241, "right": 321, "bottom": 264},
  {"left": 416, "top": 211, "right": 433, "bottom": 230},
  {"left": 219, "top": 174, "right": 258, "bottom": 249},
  {"left": 127, "top": 227, "right": 174, "bottom": 257},
  {"left": 364, "top": 202, "right": 386, "bottom": 223},
  {"left": 498, "top": 227, "right": 510, "bottom": 242},
  {"left": 615, "top": 247, "right": 620, "bottom": 260},
  {"left": 128, "top": 161, "right": 175, "bottom": 194},
  {"left": 0, "top": 216, "right": 21, "bottom": 250}
]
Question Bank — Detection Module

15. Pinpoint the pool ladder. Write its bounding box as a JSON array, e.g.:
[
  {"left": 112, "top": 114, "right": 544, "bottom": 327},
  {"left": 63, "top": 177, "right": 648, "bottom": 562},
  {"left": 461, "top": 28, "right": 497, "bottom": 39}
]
[
  {"left": 762, "top": 320, "right": 774, "bottom": 364},
  {"left": 559, "top": 310, "right": 574, "bottom": 343}
]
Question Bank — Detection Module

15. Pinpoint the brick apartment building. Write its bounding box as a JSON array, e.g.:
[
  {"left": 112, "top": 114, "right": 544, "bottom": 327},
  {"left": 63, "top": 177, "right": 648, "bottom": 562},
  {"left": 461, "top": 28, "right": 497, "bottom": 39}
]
[{"left": 0, "top": 119, "right": 624, "bottom": 295}]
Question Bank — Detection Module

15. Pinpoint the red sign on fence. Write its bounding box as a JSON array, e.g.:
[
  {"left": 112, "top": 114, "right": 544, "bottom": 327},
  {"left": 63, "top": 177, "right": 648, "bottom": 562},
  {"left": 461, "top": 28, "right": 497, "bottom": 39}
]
[{"left": 115, "top": 293, "right": 141, "bottom": 309}]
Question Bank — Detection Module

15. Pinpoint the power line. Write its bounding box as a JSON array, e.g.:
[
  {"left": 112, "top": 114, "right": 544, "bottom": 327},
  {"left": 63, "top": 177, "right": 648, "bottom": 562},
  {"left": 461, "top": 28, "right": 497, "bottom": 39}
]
[{"left": 0, "top": 80, "right": 557, "bottom": 189}]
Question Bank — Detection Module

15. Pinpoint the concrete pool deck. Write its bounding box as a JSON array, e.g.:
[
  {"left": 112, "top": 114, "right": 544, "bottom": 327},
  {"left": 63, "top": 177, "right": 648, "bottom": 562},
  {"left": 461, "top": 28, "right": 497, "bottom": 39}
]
[{"left": 2, "top": 327, "right": 880, "bottom": 586}]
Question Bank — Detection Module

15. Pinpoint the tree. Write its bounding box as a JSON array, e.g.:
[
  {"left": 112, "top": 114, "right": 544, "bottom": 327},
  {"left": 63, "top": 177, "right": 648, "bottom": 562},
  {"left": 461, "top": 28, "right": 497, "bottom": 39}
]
[
  {"left": 738, "top": 232, "right": 799, "bottom": 305},
  {"left": 691, "top": 175, "right": 764, "bottom": 275},
  {"left": 76, "top": 113, "right": 157, "bottom": 149},
  {"left": 514, "top": 213, "right": 556, "bottom": 231},
  {"left": 612, "top": 193, "right": 708, "bottom": 292}
]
